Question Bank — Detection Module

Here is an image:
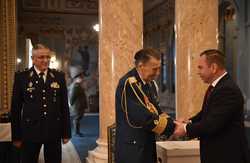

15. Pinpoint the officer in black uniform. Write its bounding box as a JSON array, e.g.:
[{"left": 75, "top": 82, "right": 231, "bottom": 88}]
[
  {"left": 11, "top": 44, "right": 71, "bottom": 163},
  {"left": 115, "top": 48, "right": 175, "bottom": 163}
]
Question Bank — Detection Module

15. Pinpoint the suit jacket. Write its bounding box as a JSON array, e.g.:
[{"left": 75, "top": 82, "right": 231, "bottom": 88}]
[
  {"left": 115, "top": 68, "right": 175, "bottom": 163},
  {"left": 187, "top": 74, "right": 250, "bottom": 163},
  {"left": 11, "top": 67, "right": 71, "bottom": 142}
]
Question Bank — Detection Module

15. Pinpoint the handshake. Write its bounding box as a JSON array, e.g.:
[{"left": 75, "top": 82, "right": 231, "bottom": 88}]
[{"left": 171, "top": 118, "right": 191, "bottom": 139}]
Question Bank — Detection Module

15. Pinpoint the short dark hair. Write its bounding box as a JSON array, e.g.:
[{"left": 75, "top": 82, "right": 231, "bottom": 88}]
[
  {"left": 200, "top": 49, "right": 225, "bottom": 68},
  {"left": 134, "top": 48, "right": 161, "bottom": 66}
]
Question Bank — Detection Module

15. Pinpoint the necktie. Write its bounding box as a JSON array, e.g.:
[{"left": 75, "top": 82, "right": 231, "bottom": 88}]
[
  {"left": 203, "top": 85, "right": 214, "bottom": 105},
  {"left": 39, "top": 72, "right": 45, "bottom": 83}
]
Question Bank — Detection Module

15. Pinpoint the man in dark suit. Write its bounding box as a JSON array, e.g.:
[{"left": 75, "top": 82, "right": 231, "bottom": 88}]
[
  {"left": 174, "top": 49, "right": 250, "bottom": 163},
  {"left": 115, "top": 48, "right": 175, "bottom": 163},
  {"left": 11, "top": 44, "right": 71, "bottom": 163}
]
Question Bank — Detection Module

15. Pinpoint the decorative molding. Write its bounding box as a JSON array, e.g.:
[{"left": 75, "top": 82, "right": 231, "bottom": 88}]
[
  {"left": 0, "top": 0, "right": 17, "bottom": 112},
  {"left": 23, "top": 0, "right": 43, "bottom": 8},
  {"left": 21, "top": 0, "right": 98, "bottom": 15}
]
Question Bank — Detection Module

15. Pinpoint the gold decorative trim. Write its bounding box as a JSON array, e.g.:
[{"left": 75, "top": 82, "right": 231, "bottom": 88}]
[
  {"left": 152, "top": 113, "right": 169, "bottom": 135},
  {"left": 0, "top": 0, "right": 16, "bottom": 113}
]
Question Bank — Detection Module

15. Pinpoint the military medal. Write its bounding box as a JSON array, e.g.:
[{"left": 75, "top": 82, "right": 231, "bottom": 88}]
[
  {"left": 28, "top": 82, "right": 33, "bottom": 88},
  {"left": 51, "top": 82, "right": 60, "bottom": 88},
  {"left": 27, "top": 82, "right": 35, "bottom": 92}
]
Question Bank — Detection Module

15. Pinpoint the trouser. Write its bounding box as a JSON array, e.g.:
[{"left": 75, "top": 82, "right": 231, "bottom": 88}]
[
  {"left": 21, "top": 140, "right": 62, "bottom": 163},
  {"left": 73, "top": 114, "right": 83, "bottom": 134}
]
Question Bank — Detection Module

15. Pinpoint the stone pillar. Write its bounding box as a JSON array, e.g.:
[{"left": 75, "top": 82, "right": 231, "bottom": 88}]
[
  {"left": 86, "top": 0, "right": 143, "bottom": 163},
  {"left": 0, "top": 0, "right": 17, "bottom": 113},
  {"left": 175, "top": 0, "right": 218, "bottom": 118}
]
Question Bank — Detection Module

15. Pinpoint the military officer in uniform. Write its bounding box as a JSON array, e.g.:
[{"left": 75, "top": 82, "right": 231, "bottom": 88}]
[
  {"left": 11, "top": 44, "right": 71, "bottom": 163},
  {"left": 115, "top": 48, "right": 175, "bottom": 163}
]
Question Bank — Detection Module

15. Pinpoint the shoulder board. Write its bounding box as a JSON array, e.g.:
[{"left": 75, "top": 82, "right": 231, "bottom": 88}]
[
  {"left": 16, "top": 68, "right": 29, "bottom": 73},
  {"left": 51, "top": 68, "right": 63, "bottom": 73},
  {"left": 128, "top": 77, "right": 137, "bottom": 84}
]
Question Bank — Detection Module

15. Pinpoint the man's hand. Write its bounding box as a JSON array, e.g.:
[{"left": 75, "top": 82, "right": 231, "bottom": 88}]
[
  {"left": 173, "top": 121, "right": 186, "bottom": 137},
  {"left": 62, "top": 138, "right": 70, "bottom": 144},
  {"left": 176, "top": 117, "right": 190, "bottom": 123},
  {"left": 13, "top": 140, "right": 22, "bottom": 148}
]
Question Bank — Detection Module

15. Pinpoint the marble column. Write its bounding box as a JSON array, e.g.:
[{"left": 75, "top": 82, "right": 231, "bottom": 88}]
[
  {"left": 0, "top": 0, "right": 17, "bottom": 113},
  {"left": 86, "top": 0, "right": 143, "bottom": 163},
  {"left": 175, "top": 0, "right": 218, "bottom": 118}
]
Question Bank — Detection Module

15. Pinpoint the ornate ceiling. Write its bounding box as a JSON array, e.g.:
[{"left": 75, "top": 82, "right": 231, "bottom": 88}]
[{"left": 20, "top": 0, "right": 98, "bottom": 15}]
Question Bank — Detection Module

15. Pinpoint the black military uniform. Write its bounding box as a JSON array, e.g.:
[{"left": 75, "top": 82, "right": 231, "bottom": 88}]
[
  {"left": 11, "top": 66, "right": 71, "bottom": 163},
  {"left": 115, "top": 68, "right": 175, "bottom": 163}
]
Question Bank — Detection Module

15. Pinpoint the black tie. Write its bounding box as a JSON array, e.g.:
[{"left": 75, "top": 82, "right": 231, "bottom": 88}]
[
  {"left": 39, "top": 72, "right": 45, "bottom": 83},
  {"left": 204, "top": 85, "right": 214, "bottom": 105}
]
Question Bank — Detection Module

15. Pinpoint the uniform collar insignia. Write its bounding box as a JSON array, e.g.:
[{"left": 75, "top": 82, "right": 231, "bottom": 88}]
[
  {"left": 49, "top": 72, "right": 55, "bottom": 78},
  {"left": 29, "top": 71, "right": 34, "bottom": 77}
]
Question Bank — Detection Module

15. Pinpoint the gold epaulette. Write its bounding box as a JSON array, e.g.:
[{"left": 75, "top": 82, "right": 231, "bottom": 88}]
[
  {"left": 121, "top": 77, "right": 143, "bottom": 128},
  {"left": 128, "top": 77, "right": 137, "bottom": 84},
  {"left": 152, "top": 113, "right": 170, "bottom": 135}
]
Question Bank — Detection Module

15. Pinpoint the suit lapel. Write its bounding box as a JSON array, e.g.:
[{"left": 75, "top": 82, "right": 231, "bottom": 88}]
[
  {"left": 202, "top": 74, "right": 230, "bottom": 112},
  {"left": 208, "top": 74, "right": 230, "bottom": 100}
]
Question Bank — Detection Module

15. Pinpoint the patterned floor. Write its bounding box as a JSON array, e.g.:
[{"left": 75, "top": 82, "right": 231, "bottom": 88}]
[{"left": 71, "top": 114, "right": 99, "bottom": 163}]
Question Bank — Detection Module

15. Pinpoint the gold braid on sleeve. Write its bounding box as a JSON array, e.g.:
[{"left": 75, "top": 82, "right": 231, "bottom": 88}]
[{"left": 152, "top": 113, "right": 170, "bottom": 135}]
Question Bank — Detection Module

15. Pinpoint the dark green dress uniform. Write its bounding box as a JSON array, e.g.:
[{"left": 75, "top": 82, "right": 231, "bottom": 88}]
[
  {"left": 115, "top": 68, "right": 175, "bottom": 163},
  {"left": 11, "top": 67, "right": 71, "bottom": 163}
]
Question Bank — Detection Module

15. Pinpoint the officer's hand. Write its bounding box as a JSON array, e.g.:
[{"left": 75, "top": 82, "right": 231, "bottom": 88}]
[
  {"left": 13, "top": 140, "right": 22, "bottom": 148},
  {"left": 62, "top": 138, "right": 70, "bottom": 144}
]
